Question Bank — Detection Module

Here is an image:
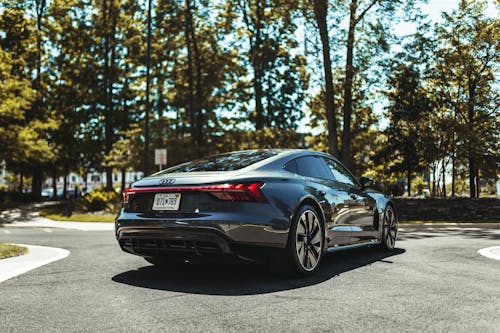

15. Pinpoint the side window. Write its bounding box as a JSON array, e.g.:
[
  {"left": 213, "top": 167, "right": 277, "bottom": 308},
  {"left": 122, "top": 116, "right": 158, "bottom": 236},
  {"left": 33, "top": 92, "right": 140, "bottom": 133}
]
[
  {"left": 294, "top": 156, "right": 331, "bottom": 180},
  {"left": 323, "top": 158, "right": 358, "bottom": 187},
  {"left": 284, "top": 159, "right": 298, "bottom": 173}
]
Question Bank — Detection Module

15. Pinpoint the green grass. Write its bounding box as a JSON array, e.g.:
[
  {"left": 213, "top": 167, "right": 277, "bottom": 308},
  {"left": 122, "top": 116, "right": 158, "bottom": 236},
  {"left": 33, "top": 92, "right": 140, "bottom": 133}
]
[
  {"left": 39, "top": 206, "right": 115, "bottom": 223},
  {"left": 0, "top": 243, "right": 28, "bottom": 259}
]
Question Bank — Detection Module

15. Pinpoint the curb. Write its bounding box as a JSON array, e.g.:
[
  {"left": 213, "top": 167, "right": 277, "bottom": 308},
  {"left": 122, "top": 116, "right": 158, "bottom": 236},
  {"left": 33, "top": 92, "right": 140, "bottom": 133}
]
[
  {"left": 478, "top": 246, "right": 500, "bottom": 261},
  {"left": 0, "top": 244, "right": 70, "bottom": 283}
]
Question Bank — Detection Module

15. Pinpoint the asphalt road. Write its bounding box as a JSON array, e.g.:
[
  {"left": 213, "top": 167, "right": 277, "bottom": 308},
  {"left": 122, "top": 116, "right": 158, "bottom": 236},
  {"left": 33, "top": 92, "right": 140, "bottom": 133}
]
[{"left": 1, "top": 227, "right": 499, "bottom": 333}]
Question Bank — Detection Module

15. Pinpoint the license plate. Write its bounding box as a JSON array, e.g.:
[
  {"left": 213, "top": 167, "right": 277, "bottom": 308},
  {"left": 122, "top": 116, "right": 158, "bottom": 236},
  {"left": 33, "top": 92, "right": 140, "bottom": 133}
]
[{"left": 152, "top": 193, "right": 181, "bottom": 211}]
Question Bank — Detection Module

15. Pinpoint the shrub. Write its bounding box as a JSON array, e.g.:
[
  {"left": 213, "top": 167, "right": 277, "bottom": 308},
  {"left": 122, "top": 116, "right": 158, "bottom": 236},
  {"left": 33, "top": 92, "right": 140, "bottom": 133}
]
[{"left": 82, "top": 188, "right": 121, "bottom": 212}]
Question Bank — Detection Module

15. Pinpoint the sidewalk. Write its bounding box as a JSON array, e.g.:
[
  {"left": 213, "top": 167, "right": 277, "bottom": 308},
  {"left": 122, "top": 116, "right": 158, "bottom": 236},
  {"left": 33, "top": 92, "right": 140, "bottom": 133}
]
[{"left": 0, "top": 202, "right": 114, "bottom": 231}]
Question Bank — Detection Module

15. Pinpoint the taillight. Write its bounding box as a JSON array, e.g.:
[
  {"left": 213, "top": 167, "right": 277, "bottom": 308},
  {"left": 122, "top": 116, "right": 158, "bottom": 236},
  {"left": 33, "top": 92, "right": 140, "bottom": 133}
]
[
  {"left": 123, "top": 188, "right": 135, "bottom": 203},
  {"left": 124, "top": 182, "right": 266, "bottom": 203},
  {"left": 203, "top": 182, "right": 266, "bottom": 202}
]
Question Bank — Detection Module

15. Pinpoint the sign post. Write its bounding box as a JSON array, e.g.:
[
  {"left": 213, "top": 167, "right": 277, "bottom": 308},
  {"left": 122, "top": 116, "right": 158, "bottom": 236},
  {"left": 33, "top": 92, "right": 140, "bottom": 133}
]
[{"left": 155, "top": 149, "right": 167, "bottom": 171}]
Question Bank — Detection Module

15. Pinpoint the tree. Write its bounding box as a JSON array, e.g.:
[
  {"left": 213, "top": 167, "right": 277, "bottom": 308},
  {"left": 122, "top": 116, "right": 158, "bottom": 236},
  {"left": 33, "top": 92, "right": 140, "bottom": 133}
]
[
  {"left": 224, "top": 0, "right": 308, "bottom": 131},
  {"left": 432, "top": 0, "right": 499, "bottom": 197},
  {"left": 0, "top": 3, "right": 59, "bottom": 199},
  {"left": 307, "top": 0, "right": 340, "bottom": 157},
  {"left": 382, "top": 63, "right": 433, "bottom": 196}
]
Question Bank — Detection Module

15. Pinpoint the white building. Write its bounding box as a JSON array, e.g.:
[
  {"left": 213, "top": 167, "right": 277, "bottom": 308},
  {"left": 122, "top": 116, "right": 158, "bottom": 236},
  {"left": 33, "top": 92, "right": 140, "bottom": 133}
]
[{"left": 43, "top": 170, "right": 144, "bottom": 193}]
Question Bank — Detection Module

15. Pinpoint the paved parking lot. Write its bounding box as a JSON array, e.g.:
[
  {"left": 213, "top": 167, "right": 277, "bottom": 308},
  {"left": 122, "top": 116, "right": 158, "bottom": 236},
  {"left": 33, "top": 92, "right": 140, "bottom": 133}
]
[{"left": 1, "top": 227, "right": 499, "bottom": 332}]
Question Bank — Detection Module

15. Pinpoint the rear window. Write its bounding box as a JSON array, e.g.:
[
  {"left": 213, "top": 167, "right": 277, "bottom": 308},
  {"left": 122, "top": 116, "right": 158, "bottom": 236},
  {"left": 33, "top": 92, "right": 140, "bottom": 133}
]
[{"left": 156, "top": 150, "right": 279, "bottom": 174}]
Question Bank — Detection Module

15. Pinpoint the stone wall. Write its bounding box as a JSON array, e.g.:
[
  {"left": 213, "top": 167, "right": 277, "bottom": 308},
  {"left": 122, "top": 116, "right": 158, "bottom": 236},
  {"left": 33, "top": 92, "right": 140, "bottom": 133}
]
[{"left": 392, "top": 198, "right": 500, "bottom": 221}]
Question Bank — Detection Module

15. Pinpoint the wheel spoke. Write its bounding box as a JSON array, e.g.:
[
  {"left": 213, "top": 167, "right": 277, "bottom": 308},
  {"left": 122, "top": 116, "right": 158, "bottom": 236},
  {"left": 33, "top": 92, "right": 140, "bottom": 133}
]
[
  {"left": 307, "top": 251, "right": 316, "bottom": 268},
  {"left": 303, "top": 247, "right": 309, "bottom": 267},
  {"left": 307, "top": 212, "right": 313, "bottom": 233},
  {"left": 311, "top": 230, "right": 321, "bottom": 245},
  {"left": 310, "top": 244, "right": 319, "bottom": 258},
  {"left": 310, "top": 222, "right": 319, "bottom": 240}
]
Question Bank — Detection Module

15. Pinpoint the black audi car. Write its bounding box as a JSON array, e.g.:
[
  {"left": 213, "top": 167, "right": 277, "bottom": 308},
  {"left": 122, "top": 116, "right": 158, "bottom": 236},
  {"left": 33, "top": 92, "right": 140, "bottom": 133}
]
[{"left": 115, "top": 149, "right": 398, "bottom": 275}]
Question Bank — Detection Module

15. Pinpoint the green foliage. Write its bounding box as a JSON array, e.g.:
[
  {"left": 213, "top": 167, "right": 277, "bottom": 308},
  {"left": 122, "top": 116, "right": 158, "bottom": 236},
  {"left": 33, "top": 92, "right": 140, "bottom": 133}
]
[
  {"left": 0, "top": 0, "right": 497, "bottom": 200},
  {"left": 82, "top": 188, "right": 121, "bottom": 212}
]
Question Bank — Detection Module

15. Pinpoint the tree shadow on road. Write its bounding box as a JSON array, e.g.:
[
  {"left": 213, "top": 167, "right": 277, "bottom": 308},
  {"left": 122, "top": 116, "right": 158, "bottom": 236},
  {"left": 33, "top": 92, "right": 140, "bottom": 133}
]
[{"left": 111, "top": 247, "right": 405, "bottom": 295}]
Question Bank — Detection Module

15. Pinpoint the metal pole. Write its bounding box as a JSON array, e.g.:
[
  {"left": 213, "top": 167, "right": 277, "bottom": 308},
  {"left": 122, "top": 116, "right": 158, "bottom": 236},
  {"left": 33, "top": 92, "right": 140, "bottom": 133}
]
[{"left": 144, "top": 0, "right": 152, "bottom": 176}]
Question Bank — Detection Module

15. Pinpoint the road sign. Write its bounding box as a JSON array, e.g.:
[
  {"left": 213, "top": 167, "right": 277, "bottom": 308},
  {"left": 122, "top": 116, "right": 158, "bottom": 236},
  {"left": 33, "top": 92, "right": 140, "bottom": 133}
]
[{"left": 155, "top": 149, "right": 167, "bottom": 168}]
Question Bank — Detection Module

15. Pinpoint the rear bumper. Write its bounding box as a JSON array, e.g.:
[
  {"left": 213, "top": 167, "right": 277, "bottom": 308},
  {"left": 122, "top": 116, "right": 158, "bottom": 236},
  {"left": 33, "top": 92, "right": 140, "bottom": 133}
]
[{"left": 115, "top": 210, "right": 289, "bottom": 259}]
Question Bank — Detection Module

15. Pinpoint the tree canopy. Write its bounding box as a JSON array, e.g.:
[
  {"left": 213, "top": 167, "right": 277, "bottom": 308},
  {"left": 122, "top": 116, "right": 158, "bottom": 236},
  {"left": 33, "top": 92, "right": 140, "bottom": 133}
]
[{"left": 0, "top": 0, "right": 498, "bottom": 198}]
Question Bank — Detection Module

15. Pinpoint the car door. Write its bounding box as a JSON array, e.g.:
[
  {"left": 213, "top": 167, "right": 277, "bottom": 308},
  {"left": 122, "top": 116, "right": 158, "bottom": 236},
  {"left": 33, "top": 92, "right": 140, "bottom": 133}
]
[
  {"left": 291, "top": 155, "right": 353, "bottom": 247},
  {"left": 322, "top": 157, "right": 377, "bottom": 242}
]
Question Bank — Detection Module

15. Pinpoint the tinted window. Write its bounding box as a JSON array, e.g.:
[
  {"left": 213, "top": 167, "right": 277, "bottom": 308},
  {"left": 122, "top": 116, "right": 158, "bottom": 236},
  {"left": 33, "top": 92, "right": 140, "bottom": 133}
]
[
  {"left": 323, "top": 158, "right": 358, "bottom": 187},
  {"left": 156, "top": 150, "right": 278, "bottom": 174},
  {"left": 284, "top": 159, "right": 298, "bottom": 173},
  {"left": 295, "top": 156, "right": 331, "bottom": 179}
]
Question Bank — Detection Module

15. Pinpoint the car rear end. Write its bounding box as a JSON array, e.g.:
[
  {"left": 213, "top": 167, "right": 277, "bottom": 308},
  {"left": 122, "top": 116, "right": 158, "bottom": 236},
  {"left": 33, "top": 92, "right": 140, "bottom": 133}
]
[{"left": 115, "top": 151, "right": 294, "bottom": 262}]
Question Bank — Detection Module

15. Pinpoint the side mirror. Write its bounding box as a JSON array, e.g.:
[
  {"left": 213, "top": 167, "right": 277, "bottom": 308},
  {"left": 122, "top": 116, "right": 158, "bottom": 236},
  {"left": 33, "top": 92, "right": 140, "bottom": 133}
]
[{"left": 360, "top": 177, "right": 374, "bottom": 189}]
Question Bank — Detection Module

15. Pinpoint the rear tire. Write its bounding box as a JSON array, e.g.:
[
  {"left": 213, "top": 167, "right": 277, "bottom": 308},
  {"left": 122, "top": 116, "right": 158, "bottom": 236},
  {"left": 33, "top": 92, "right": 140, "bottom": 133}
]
[{"left": 271, "top": 205, "right": 324, "bottom": 276}]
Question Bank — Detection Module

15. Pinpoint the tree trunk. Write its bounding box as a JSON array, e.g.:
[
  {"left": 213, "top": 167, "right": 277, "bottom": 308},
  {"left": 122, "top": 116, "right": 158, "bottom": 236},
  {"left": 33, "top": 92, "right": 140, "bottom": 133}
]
[
  {"left": 312, "top": 0, "right": 339, "bottom": 157},
  {"left": 19, "top": 170, "right": 23, "bottom": 193},
  {"left": 475, "top": 168, "right": 480, "bottom": 198},
  {"left": 252, "top": 0, "right": 264, "bottom": 130},
  {"left": 185, "top": 0, "right": 197, "bottom": 156},
  {"left": 431, "top": 163, "right": 436, "bottom": 197},
  {"left": 451, "top": 150, "right": 456, "bottom": 197},
  {"left": 121, "top": 168, "right": 126, "bottom": 194},
  {"left": 467, "top": 75, "right": 476, "bottom": 198},
  {"left": 189, "top": 5, "right": 204, "bottom": 157},
  {"left": 468, "top": 156, "right": 476, "bottom": 198},
  {"left": 441, "top": 159, "right": 446, "bottom": 197},
  {"left": 104, "top": 0, "right": 117, "bottom": 191},
  {"left": 340, "top": 0, "right": 357, "bottom": 167},
  {"left": 31, "top": 168, "right": 42, "bottom": 202},
  {"left": 407, "top": 172, "right": 412, "bottom": 197},
  {"left": 63, "top": 163, "right": 68, "bottom": 199},
  {"left": 52, "top": 165, "right": 57, "bottom": 200}
]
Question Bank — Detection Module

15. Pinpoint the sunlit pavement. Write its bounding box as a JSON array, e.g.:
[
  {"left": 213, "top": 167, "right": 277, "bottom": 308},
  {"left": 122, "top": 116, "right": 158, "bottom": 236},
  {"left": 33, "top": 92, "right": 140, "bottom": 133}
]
[{"left": 0, "top": 227, "right": 499, "bottom": 333}]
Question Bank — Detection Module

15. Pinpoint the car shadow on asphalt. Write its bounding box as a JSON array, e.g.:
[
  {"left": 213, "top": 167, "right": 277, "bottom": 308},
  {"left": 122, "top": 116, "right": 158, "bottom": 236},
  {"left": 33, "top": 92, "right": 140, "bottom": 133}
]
[{"left": 111, "top": 247, "right": 405, "bottom": 295}]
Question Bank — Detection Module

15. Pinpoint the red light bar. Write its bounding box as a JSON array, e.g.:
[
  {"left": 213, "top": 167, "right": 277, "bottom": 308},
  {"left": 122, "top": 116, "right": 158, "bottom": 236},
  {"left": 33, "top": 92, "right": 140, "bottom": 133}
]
[{"left": 124, "top": 182, "right": 266, "bottom": 202}]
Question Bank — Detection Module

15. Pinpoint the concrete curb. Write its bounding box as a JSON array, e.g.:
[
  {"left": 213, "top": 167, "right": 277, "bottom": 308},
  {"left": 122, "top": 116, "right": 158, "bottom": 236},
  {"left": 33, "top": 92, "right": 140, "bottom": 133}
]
[
  {"left": 400, "top": 223, "right": 500, "bottom": 229},
  {"left": 0, "top": 244, "right": 70, "bottom": 283},
  {"left": 478, "top": 246, "right": 500, "bottom": 261},
  {"left": 2, "top": 219, "right": 115, "bottom": 231}
]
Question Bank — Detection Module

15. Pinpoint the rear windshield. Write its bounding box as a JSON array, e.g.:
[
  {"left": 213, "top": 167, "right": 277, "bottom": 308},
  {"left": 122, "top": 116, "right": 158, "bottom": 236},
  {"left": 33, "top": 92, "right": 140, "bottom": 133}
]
[{"left": 156, "top": 150, "right": 279, "bottom": 174}]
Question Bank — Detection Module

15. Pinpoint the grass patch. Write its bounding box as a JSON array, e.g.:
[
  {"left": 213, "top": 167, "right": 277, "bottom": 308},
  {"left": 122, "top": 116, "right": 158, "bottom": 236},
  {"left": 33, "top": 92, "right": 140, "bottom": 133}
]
[
  {"left": 0, "top": 243, "right": 28, "bottom": 259},
  {"left": 39, "top": 204, "right": 116, "bottom": 223},
  {"left": 401, "top": 220, "right": 500, "bottom": 224}
]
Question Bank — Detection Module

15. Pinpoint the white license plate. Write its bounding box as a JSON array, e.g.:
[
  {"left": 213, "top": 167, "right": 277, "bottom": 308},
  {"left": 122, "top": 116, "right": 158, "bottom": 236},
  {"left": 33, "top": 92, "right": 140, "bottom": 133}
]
[{"left": 152, "top": 193, "right": 181, "bottom": 211}]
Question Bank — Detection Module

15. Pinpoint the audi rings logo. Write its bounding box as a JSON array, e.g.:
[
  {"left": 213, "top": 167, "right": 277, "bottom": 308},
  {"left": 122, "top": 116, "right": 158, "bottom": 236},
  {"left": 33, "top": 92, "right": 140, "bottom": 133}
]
[{"left": 159, "top": 178, "right": 176, "bottom": 185}]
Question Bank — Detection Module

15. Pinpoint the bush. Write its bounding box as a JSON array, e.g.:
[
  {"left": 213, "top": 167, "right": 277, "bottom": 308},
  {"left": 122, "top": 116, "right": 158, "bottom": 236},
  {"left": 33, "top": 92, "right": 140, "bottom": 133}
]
[{"left": 82, "top": 188, "right": 121, "bottom": 212}]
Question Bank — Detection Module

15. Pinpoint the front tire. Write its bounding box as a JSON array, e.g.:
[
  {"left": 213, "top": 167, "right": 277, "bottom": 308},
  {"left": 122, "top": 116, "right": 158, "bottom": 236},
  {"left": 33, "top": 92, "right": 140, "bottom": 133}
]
[{"left": 380, "top": 205, "right": 398, "bottom": 251}]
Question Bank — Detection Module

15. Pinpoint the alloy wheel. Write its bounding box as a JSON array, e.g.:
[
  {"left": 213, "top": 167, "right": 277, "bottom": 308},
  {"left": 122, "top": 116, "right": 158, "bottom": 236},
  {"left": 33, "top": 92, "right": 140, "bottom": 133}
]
[
  {"left": 383, "top": 206, "right": 397, "bottom": 250},
  {"left": 295, "top": 209, "right": 323, "bottom": 271}
]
